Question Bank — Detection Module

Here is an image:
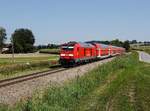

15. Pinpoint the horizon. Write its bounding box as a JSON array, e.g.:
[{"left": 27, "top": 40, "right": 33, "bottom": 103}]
[{"left": 0, "top": 0, "right": 150, "bottom": 45}]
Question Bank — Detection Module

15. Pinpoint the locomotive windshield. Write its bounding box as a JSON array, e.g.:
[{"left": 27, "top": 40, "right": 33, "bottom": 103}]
[{"left": 62, "top": 46, "right": 74, "bottom": 51}]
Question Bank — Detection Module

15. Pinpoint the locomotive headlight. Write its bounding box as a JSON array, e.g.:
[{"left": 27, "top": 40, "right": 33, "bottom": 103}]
[
  {"left": 68, "top": 54, "right": 73, "bottom": 56},
  {"left": 60, "top": 54, "right": 65, "bottom": 56}
]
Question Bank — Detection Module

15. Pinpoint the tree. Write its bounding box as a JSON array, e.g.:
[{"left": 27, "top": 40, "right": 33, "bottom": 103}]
[
  {"left": 11, "top": 28, "right": 35, "bottom": 53},
  {"left": 110, "top": 39, "right": 123, "bottom": 47},
  {"left": 47, "top": 44, "right": 59, "bottom": 49},
  {"left": 123, "top": 40, "right": 130, "bottom": 51},
  {"left": 0, "top": 27, "right": 7, "bottom": 53},
  {"left": 130, "top": 40, "right": 137, "bottom": 44}
]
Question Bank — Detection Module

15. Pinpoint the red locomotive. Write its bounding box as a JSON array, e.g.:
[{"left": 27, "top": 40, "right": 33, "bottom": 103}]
[{"left": 59, "top": 41, "right": 125, "bottom": 67}]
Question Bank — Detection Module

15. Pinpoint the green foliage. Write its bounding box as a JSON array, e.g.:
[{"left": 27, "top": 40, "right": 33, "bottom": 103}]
[
  {"left": 1, "top": 53, "right": 150, "bottom": 111},
  {"left": 111, "top": 39, "right": 130, "bottom": 51},
  {"left": 0, "top": 27, "right": 7, "bottom": 53},
  {"left": 130, "top": 40, "right": 137, "bottom": 44},
  {"left": 123, "top": 40, "right": 130, "bottom": 51},
  {"left": 145, "top": 48, "right": 150, "bottom": 54},
  {"left": 0, "top": 61, "right": 50, "bottom": 76},
  {"left": 0, "top": 55, "right": 58, "bottom": 66},
  {"left": 110, "top": 39, "right": 123, "bottom": 47},
  {"left": 39, "top": 48, "right": 60, "bottom": 54},
  {"left": 0, "top": 54, "right": 58, "bottom": 79},
  {"left": 10, "top": 54, "right": 135, "bottom": 110},
  {"left": 11, "top": 28, "right": 35, "bottom": 53},
  {"left": 131, "top": 45, "right": 150, "bottom": 54},
  {"left": 37, "top": 44, "right": 59, "bottom": 50}
]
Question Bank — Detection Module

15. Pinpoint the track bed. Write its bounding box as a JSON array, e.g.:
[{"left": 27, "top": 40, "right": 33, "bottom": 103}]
[{"left": 0, "top": 57, "right": 114, "bottom": 105}]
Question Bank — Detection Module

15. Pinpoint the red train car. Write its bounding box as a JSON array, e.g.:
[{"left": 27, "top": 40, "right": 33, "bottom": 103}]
[
  {"left": 59, "top": 41, "right": 125, "bottom": 67},
  {"left": 92, "top": 43, "right": 110, "bottom": 58},
  {"left": 109, "top": 45, "right": 120, "bottom": 56},
  {"left": 59, "top": 42, "right": 96, "bottom": 66},
  {"left": 110, "top": 46, "right": 125, "bottom": 55}
]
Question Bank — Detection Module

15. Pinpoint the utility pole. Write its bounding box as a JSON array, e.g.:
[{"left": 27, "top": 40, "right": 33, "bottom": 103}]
[{"left": 11, "top": 36, "right": 15, "bottom": 63}]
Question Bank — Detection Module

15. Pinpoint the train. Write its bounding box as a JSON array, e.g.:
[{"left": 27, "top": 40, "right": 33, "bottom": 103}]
[{"left": 59, "top": 41, "right": 125, "bottom": 67}]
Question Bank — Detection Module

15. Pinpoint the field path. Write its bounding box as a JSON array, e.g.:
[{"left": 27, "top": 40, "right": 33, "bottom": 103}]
[{"left": 138, "top": 51, "right": 150, "bottom": 63}]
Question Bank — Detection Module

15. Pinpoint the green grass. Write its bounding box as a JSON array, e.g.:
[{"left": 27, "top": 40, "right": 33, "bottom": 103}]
[
  {"left": 39, "top": 48, "right": 60, "bottom": 54},
  {"left": 131, "top": 45, "right": 150, "bottom": 54},
  {"left": 1, "top": 52, "right": 150, "bottom": 111},
  {"left": 0, "top": 63, "right": 53, "bottom": 80},
  {"left": 144, "top": 48, "right": 150, "bottom": 54},
  {"left": 0, "top": 67, "right": 51, "bottom": 80},
  {"left": 0, "top": 55, "right": 59, "bottom": 80},
  {"left": 0, "top": 55, "right": 58, "bottom": 66}
]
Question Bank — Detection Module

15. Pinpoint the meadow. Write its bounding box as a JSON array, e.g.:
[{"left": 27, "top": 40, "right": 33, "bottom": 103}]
[
  {"left": 131, "top": 45, "right": 150, "bottom": 54},
  {"left": 0, "top": 53, "right": 59, "bottom": 80},
  {"left": 1, "top": 52, "right": 150, "bottom": 111},
  {"left": 0, "top": 53, "right": 58, "bottom": 66}
]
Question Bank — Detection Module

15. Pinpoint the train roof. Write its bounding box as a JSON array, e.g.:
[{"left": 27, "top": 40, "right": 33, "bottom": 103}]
[
  {"left": 109, "top": 45, "right": 121, "bottom": 48},
  {"left": 61, "top": 41, "right": 77, "bottom": 46},
  {"left": 78, "top": 42, "right": 94, "bottom": 48},
  {"left": 61, "top": 42, "right": 94, "bottom": 48},
  {"left": 61, "top": 41, "right": 125, "bottom": 49},
  {"left": 92, "top": 43, "right": 109, "bottom": 48},
  {"left": 99, "top": 43, "right": 109, "bottom": 48}
]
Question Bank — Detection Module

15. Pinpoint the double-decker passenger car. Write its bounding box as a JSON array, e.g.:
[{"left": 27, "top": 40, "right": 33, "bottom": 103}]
[
  {"left": 92, "top": 43, "right": 110, "bottom": 58},
  {"left": 59, "top": 41, "right": 125, "bottom": 67}
]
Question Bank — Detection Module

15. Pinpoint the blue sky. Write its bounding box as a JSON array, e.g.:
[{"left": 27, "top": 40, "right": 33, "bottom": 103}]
[{"left": 0, "top": 0, "right": 150, "bottom": 45}]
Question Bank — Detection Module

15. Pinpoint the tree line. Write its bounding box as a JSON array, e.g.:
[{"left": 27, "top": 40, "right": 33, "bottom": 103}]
[
  {"left": 1, "top": 26, "right": 148, "bottom": 53},
  {"left": 0, "top": 27, "right": 35, "bottom": 53}
]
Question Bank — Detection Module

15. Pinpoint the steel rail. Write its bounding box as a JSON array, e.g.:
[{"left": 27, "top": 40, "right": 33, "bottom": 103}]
[
  {"left": 0, "top": 56, "right": 117, "bottom": 88},
  {"left": 0, "top": 68, "right": 67, "bottom": 88}
]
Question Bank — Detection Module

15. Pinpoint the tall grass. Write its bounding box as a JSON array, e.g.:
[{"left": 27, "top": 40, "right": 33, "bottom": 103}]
[
  {"left": 0, "top": 61, "right": 49, "bottom": 75},
  {"left": 0, "top": 60, "right": 59, "bottom": 80},
  {"left": 0, "top": 55, "right": 58, "bottom": 66},
  {"left": 131, "top": 45, "right": 150, "bottom": 54},
  {"left": 1, "top": 52, "right": 145, "bottom": 111}
]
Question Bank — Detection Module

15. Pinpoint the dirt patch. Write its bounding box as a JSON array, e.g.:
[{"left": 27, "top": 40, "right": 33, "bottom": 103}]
[
  {"left": 128, "top": 84, "right": 136, "bottom": 103},
  {"left": 105, "top": 72, "right": 123, "bottom": 111}
]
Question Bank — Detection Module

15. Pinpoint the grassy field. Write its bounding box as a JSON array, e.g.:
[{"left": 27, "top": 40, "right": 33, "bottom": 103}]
[
  {"left": 131, "top": 45, "right": 150, "bottom": 54},
  {"left": 0, "top": 53, "right": 59, "bottom": 80},
  {"left": 1, "top": 52, "right": 150, "bottom": 111},
  {"left": 0, "top": 67, "right": 50, "bottom": 80},
  {"left": 0, "top": 53, "right": 58, "bottom": 66}
]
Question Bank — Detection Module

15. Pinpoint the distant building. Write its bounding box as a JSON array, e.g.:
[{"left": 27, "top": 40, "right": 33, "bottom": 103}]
[
  {"left": 144, "top": 41, "right": 150, "bottom": 46},
  {"left": 2, "top": 44, "right": 12, "bottom": 53}
]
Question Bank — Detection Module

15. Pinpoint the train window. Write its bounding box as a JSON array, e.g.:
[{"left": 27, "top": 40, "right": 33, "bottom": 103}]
[{"left": 62, "top": 46, "right": 74, "bottom": 51}]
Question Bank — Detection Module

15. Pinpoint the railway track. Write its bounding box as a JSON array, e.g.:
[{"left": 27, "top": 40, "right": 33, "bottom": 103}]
[
  {"left": 0, "top": 67, "right": 67, "bottom": 88},
  {"left": 0, "top": 56, "right": 116, "bottom": 89},
  {"left": 0, "top": 57, "right": 116, "bottom": 105}
]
